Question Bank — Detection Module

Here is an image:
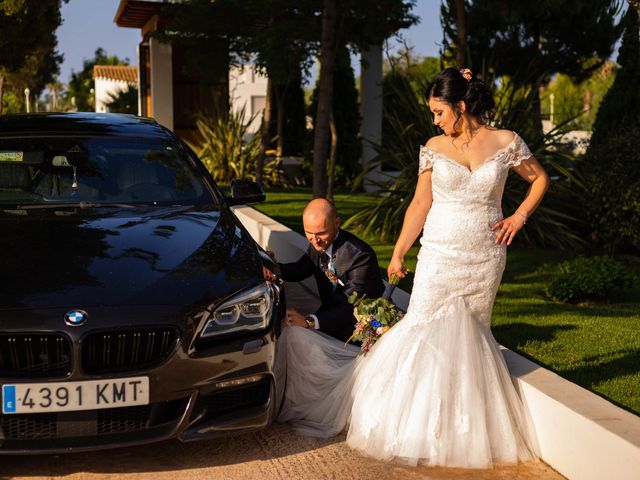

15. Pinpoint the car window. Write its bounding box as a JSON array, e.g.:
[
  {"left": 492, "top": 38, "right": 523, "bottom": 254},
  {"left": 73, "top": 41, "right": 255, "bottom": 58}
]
[{"left": 0, "top": 136, "right": 216, "bottom": 206}]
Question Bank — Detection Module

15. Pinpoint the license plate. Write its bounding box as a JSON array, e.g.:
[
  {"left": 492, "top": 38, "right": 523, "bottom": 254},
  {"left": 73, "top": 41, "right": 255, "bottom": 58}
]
[{"left": 2, "top": 377, "right": 149, "bottom": 414}]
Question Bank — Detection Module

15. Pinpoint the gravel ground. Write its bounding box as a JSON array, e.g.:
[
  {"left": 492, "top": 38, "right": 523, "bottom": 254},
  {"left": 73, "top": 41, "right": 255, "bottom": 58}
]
[{"left": 1, "top": 423, "right": 563, "bottom": 480}]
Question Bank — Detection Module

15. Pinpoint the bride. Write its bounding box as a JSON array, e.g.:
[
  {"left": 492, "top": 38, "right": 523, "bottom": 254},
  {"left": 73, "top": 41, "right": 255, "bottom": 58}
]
[{"left": 276, "top": 67, "right": 550, "bottom": 468}]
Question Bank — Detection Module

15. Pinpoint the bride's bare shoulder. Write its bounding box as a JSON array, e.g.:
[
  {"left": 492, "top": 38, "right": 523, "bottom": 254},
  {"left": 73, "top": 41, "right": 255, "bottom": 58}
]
[
  {"left": 484, "top": 128, "right": 517, "bottom": 147},
  {"left": 425, "top": 135, "right": 447, "bottom": 149}
]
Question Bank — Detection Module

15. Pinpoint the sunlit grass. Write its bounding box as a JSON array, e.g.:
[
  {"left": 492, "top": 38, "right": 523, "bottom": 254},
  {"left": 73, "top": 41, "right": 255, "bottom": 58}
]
[{"left": 493, "top": 249, "right": 640, "bottom": 415}]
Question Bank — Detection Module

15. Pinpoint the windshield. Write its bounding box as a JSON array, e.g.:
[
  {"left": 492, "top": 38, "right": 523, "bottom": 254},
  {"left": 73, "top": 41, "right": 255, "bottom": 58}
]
[{"left": 0, "top": 136, "right": 215, "bottom": 206}]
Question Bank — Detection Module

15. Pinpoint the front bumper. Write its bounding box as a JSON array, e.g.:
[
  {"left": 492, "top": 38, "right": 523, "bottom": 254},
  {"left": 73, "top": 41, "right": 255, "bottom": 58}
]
[{"left": 0, "top": 328, "right": 278, "bottom": 454}]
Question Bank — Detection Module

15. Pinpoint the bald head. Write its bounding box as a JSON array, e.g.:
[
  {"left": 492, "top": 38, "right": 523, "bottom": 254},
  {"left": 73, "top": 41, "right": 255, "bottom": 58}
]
[
  {"left": 303, "top": 198, "right": 338, "bottom": 222},
  {"left": 302, "top": 198, "right": 340, "bottom": 252}
]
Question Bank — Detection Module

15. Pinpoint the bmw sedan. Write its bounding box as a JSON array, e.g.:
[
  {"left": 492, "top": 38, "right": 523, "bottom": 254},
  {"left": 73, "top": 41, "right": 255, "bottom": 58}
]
[{"left": 0, "top": 113, "right": 284, "bottom": 453}]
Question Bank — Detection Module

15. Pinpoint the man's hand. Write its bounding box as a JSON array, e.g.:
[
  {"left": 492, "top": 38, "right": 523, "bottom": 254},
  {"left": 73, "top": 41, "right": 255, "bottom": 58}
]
[
  {"left": 285, "top": 308, "right": 307, "bottom": 328},
  {"left": 263, "top": 265, "right": 277, "bottom": 283}
]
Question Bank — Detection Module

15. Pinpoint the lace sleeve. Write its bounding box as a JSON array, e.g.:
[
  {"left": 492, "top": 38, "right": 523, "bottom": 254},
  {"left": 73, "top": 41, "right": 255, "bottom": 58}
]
[
  {"left": 507, "top": 133, "right": 533, "bottom": 168},
  {"left": 418, "top": 145, "right": 435, "bottom": 174}
]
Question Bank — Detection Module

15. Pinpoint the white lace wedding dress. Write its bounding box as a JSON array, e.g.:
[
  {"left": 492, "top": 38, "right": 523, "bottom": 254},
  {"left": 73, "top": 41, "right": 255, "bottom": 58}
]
[{"left": 276, "top": 132, "right": 540, "bottom": 468}]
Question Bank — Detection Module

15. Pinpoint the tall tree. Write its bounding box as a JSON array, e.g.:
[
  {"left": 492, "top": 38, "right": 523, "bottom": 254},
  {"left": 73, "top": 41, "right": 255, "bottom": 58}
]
[
  {"left": 0, "top": 0, "right": 65, "bottom": 113},
  {"left": 309, "top": 43, "right": 362, "bottom": 194},
  {"left": 441, "top": 0, "right": 622, "bottom": 139},
  {"left": 311, "top": 0, "right": 418, "bottom": 197},
  {"left": 255, "top": 77, "right": 272, "bottom": 186},
  {"left": 2, "top": 43, "right": 63, "bottom": 113},
  {"left": 66, "top": 48, "right": 130, "bottom": 112},
  {"left": 312, "top": 0, "right": 339, "bottom": 198},
  {"left": 269, "top": 70, "right": 306, "bottom": 157},
  {"left": 590, "top": 2, "right": 640, "bottom": 145},
  {"left": 578, "top": 2, "right": 640, "bottom": 254},
  {"left": 455, "top": 0, "right": 467, "bottom": 66},
  {"left": 238, "top": 1, "right": 316, "bottom": 184}
]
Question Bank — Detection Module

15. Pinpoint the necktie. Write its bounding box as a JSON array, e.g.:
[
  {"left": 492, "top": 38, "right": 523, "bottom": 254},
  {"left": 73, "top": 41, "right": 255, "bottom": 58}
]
[
  {"left": 320, "top": 252, "right": 338, "bottom": 289},
  {"left": 319, "top": 251, "right": 329, "bottom": 269}
]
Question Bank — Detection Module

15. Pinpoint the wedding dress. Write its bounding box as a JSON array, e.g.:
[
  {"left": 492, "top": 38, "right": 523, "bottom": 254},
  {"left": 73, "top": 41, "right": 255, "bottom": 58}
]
[{"left": 276, "top": 132, "right": 540, "bottom": 468}]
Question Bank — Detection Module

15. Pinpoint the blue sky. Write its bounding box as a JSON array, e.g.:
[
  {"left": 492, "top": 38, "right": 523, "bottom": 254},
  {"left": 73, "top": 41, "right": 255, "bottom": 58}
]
[
  {"left": 57, "top": 0, "right": 443, "bottom": 83},
  {"left": 58, "top": 0, "right": 141, "bottom": 81}
]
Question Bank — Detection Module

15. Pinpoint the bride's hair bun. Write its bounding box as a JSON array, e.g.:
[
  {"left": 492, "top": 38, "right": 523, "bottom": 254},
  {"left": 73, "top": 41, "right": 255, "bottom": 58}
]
[{"left": 429, "top": 67, "right": 495, "bottom": 123}]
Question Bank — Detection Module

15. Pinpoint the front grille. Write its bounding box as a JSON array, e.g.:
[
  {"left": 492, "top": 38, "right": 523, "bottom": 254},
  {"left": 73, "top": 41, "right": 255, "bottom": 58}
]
[
  {"left": 0, "top": 333, "right": 72, "bottom": 378},
  {"left": 204, "top": 379, "right": 271, "bottom": 418},
  {"left": 97, "top": 405, "right": 151, "bottom": 434},
  {"left": 0, "top": 400, "right": 185, "bottom": 440},
  {"left": 81, "top": 327, "right": 178, "bottom": 374},
  {"left": 0, "top": 412, "right": 57, "bottom": 439}
]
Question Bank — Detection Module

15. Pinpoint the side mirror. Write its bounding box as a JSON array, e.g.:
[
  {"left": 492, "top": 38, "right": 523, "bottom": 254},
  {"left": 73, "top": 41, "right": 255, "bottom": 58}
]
[{"left": 229, "top": 179, "right": 266, "bottom": 205}]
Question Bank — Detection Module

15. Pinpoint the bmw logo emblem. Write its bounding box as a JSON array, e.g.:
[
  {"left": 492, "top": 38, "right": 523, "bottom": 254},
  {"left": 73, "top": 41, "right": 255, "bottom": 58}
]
[{"left": 64, "top": 310, "right": 88, "bottom": 326}]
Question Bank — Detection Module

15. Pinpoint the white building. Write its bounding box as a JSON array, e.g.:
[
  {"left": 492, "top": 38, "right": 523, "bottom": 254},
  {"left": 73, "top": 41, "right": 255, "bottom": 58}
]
[
  {"left": 229, "top": 65, "right": 268, "bottom": 134},
  {"left": 92, "top": 65, "right": 139, "bottom": 113}
]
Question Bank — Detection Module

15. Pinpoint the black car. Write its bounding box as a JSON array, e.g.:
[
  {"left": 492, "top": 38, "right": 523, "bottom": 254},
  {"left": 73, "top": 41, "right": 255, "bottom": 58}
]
[{"left": 0, "top": 113, "right": 284, "bottom": 453}]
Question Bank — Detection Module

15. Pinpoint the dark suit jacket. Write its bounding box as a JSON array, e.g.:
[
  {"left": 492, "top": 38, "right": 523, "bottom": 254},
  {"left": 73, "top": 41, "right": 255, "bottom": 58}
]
[{"left": 279, "top": 229, "right": 384, "bottom": 343}]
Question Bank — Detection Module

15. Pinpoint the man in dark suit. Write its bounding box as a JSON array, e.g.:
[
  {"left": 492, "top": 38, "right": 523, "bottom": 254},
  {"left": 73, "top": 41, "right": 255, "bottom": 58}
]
[{"left": 277, "top": 198, "right": 384, "bottom": 343}]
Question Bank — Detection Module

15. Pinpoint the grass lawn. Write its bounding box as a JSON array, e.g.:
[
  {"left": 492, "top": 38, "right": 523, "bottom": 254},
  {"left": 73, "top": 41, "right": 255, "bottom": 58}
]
[
  {"left": 494, "top": 250, "right": 640, "bottom": 416},
  {"left": 255, "top": 187, "right": 640, "bottom": 415}
]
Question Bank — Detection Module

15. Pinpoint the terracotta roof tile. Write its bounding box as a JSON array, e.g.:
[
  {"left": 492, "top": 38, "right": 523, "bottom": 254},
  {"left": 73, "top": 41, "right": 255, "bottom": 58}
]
[{"left": 92, "top": 65, "right": 138, "bottom": 84}]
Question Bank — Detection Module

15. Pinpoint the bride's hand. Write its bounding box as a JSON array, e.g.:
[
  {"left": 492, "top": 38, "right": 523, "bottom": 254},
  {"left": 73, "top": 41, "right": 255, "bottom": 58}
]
[
  {"left": 387, "top": 257, "right": 407, "bottom": 279},
  {"left": 491, "top": 214, "right": 526, "bottom": 245}
]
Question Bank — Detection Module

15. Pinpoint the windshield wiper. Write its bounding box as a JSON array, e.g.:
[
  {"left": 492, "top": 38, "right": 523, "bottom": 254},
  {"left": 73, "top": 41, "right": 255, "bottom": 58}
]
[{"left": 13, "top": 202, "right": 138, "bottom": 210}]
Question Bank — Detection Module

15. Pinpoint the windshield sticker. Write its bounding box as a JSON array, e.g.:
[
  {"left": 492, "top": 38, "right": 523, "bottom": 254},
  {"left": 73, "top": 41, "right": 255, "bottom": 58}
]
[{"left": 0, "top": 151, "right": 24, "bottom": 162}]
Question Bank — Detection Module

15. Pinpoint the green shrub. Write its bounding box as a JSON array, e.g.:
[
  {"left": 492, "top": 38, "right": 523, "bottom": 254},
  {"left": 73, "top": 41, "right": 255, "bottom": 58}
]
[
  {"left": 580, "top": 6, "right": 640, "bottom": 255},
  {"left": 578, "top": 124, "right": 640, "bottom": 255},
  {"left": 190, "top": 108, "right": 286, "bottom": 186},
  {"left": 589, "top": 6, "right": 639, "bottom": 147},
  {"left": 545, "top": 256, "right": 635, "bottom": 303},
  {"left": 105, "top": 86, "right": 138, "bottom": 114}
]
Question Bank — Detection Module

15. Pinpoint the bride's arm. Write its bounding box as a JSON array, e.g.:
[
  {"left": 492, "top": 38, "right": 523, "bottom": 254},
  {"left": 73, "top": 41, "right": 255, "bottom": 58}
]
[
  {"left": 388, "top": 170, "right": 433, "bottom": 278},
  {"left": 493, "top": 157, "right": 550, "bottom": 245}
]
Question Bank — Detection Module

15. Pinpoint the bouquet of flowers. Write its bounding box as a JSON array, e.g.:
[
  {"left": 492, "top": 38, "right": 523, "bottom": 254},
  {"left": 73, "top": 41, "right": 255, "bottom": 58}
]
[{"left": 346, "top": 273, "right": 404, "bottom": 354}]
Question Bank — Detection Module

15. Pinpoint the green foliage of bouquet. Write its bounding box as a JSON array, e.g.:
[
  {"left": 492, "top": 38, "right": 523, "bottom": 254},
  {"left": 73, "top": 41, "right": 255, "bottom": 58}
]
[{"left": 347, "top": 273, "right": 404, "bottom": 354}]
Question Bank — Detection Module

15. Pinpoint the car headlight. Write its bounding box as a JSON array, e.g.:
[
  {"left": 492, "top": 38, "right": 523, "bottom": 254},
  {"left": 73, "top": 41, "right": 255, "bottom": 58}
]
[{"left": 199, "top": 283, "right": 273, "bottom": 337}]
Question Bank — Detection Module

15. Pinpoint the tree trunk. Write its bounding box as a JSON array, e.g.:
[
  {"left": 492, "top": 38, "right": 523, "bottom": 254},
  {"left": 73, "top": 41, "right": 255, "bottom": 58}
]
[
  {"left": 530, "top": 27, "right": 544, "bottom": 141},
  {"left": 327, "top": 108, "right": 338, "bottom": 202},
  {"left": 583, "top": 89, "right": 592, "bottom": 113},
  {"left": 256, "top": 76, "right": 272, "bottom": 185},
  {"left": 274, "top": 83, "right": 288, "bottom": 159},
  {"left": 455, "top": 0, "right": 467, "bottom": 67},
  {"left": 312, "top": 0, "right": 338, "bottom": 199},
  {"left": 0, "top": 74, "right": 4, "bottom": 115}
]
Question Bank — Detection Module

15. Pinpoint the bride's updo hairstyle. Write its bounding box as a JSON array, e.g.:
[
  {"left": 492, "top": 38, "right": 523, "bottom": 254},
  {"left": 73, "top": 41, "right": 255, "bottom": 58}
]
[{"left": 429, "top": 67, "right": 495, "bottom": 128}]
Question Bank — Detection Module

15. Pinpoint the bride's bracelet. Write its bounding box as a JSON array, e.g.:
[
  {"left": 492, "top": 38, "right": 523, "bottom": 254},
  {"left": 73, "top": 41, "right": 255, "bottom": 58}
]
[{"left": 514, "top": 210, "right": 527, "bottom": 224}]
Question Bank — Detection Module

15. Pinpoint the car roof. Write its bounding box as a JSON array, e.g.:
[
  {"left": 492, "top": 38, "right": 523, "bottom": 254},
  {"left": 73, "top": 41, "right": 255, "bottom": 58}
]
[{"left": 0, "top": 112, "right": 173, "bottom": 139}]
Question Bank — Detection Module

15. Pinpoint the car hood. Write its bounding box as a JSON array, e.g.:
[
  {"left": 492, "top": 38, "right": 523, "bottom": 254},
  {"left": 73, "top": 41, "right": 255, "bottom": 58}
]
[{"left": 0, "top": 205, "right": 263, "bottom": 310}]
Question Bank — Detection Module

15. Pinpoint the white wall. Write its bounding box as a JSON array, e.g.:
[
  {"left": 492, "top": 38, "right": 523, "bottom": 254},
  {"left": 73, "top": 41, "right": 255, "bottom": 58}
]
[
  {"left": 94, "top": 78, "right": 131, "bottom": 113},
  {"left": 229, "top": 65, "right": 268, "bottom": 134},
  {"left": 149, "top": 37, "right": 173, "bottom": 131}
]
